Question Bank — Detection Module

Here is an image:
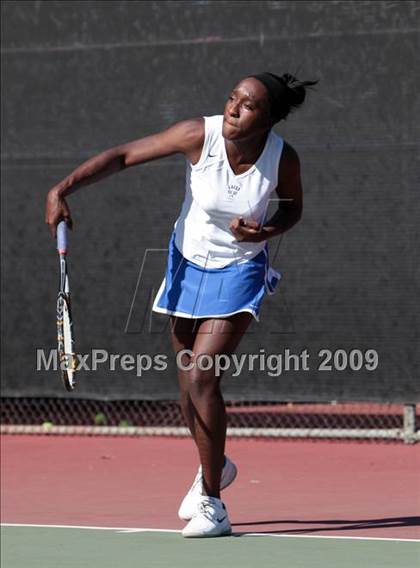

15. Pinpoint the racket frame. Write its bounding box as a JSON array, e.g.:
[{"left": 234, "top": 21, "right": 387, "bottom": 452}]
[{"left": 56, "top": 222, "right": 76, "bottom": 391}]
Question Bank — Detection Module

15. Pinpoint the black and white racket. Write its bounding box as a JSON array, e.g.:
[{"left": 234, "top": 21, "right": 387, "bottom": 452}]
[{"left": 56, "top": 220, "right": 76, "bottom": 391}]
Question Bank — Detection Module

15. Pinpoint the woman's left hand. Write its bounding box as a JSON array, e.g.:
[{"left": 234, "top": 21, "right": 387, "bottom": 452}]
[{"left": 229, "top": 217, "right": 265, "bottom": 242}]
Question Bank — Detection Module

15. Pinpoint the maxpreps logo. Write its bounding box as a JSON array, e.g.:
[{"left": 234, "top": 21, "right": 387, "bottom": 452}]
[{"left": 227, "top": 183, "right": 241, "bottom": 199}]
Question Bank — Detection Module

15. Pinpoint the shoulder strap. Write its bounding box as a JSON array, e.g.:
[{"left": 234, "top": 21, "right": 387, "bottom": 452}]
[{"left": 190, "top": 115, "right": 221, "bottom": 169}]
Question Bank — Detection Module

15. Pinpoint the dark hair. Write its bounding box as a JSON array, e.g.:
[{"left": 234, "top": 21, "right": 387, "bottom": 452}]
[{"left": 250, "top": 72, "right": 318, "bottom": 123}]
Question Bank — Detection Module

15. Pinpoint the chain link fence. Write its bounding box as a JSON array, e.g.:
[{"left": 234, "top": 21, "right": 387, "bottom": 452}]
[{"left": 1, "top": 398, "right": 419, "bottom": 443}]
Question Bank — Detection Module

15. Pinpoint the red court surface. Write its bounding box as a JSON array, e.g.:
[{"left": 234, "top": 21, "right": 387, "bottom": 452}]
[{"left": 2, "top": 435, "right": 419, "bottom": 539}]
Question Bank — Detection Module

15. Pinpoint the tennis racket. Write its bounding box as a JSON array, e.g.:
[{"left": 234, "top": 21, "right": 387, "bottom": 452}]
[{"left": 56, "top": 220, "right": 76, "bottom": 391}]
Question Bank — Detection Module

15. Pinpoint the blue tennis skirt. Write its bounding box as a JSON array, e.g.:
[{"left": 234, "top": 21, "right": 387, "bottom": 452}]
[{"left": 152, "top": 231, "right": 281, "bottom": 322}]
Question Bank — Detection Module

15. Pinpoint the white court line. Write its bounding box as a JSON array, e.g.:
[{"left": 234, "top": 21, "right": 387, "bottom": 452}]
[
  {"left": 1, "top": 523, "right": 419, "bottom": 543},
  {"left": 0, "top": 523, "right": 179, "bottom": 534}
]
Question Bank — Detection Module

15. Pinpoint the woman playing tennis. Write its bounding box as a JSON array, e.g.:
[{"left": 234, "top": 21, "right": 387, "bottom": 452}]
[{"left": 45, "top": 72, "right": 316, "bottom": 538}]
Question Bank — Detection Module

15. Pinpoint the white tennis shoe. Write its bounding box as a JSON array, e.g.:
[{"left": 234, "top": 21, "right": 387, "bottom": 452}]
[
  {"left": 182, "top": 496, "right": 232, "bottom": 538},
  {"left": 178, "top": 456, "right": 237, "bottom": 521}
]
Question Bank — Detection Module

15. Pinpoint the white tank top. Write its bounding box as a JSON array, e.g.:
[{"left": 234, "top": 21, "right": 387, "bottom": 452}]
[{"left": 173, "top": 115, "right": 284, "bottom": 268}]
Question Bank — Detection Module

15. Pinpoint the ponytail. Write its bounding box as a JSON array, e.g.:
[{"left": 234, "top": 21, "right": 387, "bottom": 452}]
[{"left": 249, "top": 72, "right": 318, "bottom": 122}]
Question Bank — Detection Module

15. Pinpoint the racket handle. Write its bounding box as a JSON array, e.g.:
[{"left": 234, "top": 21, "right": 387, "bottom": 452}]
[{"left": 57, "top": 221, "right": 68, "bottom": 254}]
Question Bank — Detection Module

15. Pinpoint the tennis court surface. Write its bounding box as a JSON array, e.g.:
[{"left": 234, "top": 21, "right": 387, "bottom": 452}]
[{"left": 1, "top": 435, "right": 419, "bottom": 567}]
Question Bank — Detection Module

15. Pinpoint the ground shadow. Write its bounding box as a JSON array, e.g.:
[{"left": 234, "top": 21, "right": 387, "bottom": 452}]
[{"left": 231, "top": 516, "right": 420, "bottom": 536}]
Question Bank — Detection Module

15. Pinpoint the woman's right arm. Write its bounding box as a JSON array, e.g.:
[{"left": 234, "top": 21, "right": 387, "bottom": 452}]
[{"left": 45, "top": 118, "right": 204, "bottom": 236}]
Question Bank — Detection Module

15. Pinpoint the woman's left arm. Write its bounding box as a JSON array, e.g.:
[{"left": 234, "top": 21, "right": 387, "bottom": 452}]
[
  {"left": 230, "top": 142, "right": 303, "bottom": 242},
  {"left": 260, "top": 142, "right": 303, "bottom": 240}
]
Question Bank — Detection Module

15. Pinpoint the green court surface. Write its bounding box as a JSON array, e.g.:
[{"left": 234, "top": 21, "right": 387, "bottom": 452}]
[{"left": 1, "top": 525, "right": 419, "bottom": 568}]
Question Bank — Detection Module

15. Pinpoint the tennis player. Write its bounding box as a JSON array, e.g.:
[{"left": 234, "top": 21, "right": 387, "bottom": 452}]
[{"left": 45, "top": 72, "right": 316, "bottom": 538}]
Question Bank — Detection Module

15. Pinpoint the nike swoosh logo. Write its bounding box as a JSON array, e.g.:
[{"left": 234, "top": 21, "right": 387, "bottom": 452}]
[
  {"left": 208, "top": 153, "right": 217, "bottom": 157},
  {"left": 217, "top": 516, "right": 227, "bottom": 523}
]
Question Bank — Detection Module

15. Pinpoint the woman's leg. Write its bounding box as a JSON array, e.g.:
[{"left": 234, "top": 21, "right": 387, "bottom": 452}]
[
  {"left": 187, "top": 312, "right": 253, "bottom": 498},
  {"left": 170, "top": 315, "right": 200, "bottom": 441}
]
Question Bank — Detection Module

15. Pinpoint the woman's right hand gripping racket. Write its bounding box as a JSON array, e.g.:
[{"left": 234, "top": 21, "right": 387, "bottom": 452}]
[{"left": 56, "top": 221, "right": 76, "bottom": 391}]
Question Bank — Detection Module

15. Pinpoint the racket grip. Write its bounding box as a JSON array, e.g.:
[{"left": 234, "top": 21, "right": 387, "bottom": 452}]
[{"left": 57, "top": 221, "right": 68, "bottom": 254}]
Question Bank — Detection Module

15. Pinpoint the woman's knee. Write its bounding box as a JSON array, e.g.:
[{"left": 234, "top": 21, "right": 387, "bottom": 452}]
[{"left": 187, "top": 354, "right": 222, "bottom": 397}]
